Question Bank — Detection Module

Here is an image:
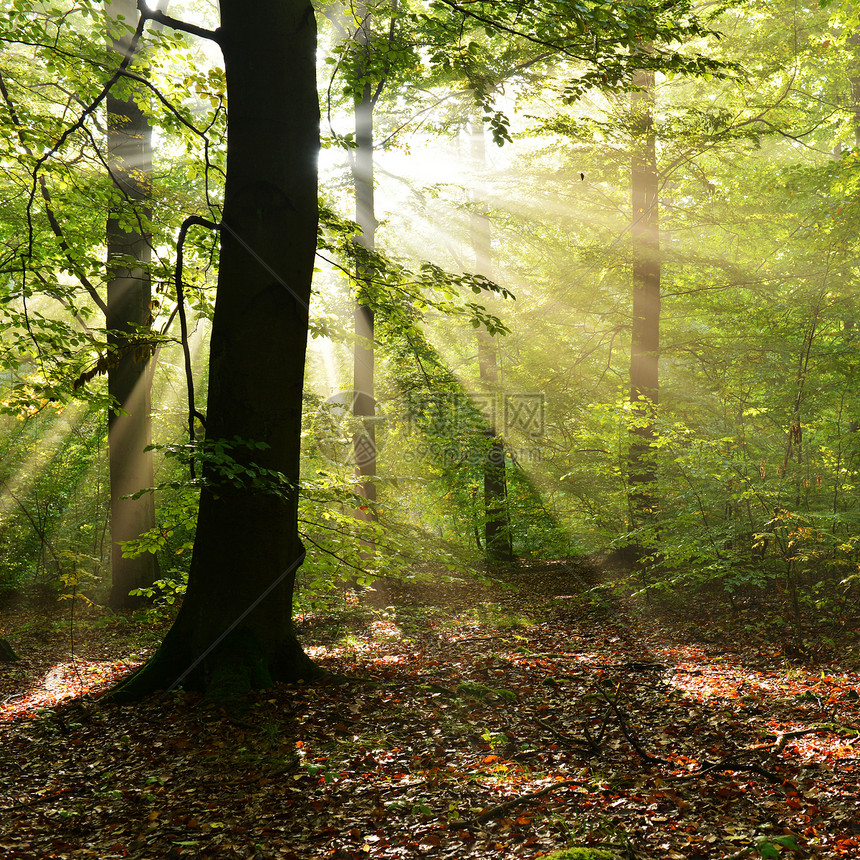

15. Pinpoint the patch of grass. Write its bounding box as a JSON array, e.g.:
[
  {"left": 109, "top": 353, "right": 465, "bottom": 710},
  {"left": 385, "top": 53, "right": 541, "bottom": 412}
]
[{"left": 474, "top": 602, "right": 535, "bottom": 628}]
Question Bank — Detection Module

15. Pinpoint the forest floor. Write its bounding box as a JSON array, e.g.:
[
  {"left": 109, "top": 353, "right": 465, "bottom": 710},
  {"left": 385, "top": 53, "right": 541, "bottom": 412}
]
[{"left": 0, "top": 560, "right": 859, "bottom": 860}]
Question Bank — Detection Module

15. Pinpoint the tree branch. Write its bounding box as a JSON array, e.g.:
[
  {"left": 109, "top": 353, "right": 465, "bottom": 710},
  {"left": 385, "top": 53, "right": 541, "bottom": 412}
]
[
  {"left": 0, "top": 70, "right": 108, "bottom": 315},
  {"left": 26, "top": 13, "right": 149, "bottom": 261},
  {"left": 175, "top": 215, "right": 219, "bottom": 474},
  {"left": 432, "top": 0, "right": 593, "bottom": 62},
  {"left": 137, "top": 0, "right": 222, "bottom": 44}
]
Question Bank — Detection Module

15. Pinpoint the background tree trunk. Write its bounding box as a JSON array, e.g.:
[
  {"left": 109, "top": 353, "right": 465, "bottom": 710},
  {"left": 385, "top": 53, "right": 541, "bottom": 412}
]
[
  {"left": 112, "top": 0, "right": 320, "bottom": 700},
  {"left": 470, "top": 115, "right": 512, "bottom": 562},
  {"left": 352, "top": 5, "right": 377, "bottom": 524},
  {"left": 849, "top": 33, "right": 860, "bottom": 148},
  {"left": 105, "top": 0, "right": 160, "bottom": 608},
  {"left": 628, "top": 67, "right": 660, "bottom": 529}
]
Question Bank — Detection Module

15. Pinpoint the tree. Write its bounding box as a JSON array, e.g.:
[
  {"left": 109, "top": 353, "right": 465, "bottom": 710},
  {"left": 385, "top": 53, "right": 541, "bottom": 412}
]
[
  {"left": 114, "top": 0, "right": 320, "bottom": 699},
  {"left": 469, "top": 115, "right": 512, "bottom": 561},
  {"left": 351, "top": 2, "right": 378, "bottom": 528},
  {"left": 105, "top": 0, "right": 160, "bottom": 608},
  {"left": 627, "top": 67, "right": 660, "bottom": 530}
]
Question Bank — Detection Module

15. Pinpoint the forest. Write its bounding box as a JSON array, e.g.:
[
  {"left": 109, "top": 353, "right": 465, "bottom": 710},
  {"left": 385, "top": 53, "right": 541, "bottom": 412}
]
[{"left": 0, "top": 0, "right": 858, "bottom": 857}]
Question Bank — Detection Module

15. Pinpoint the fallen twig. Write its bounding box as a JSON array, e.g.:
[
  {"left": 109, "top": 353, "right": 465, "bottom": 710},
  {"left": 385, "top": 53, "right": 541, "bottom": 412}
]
[
  {"left": 592, "top": 683, "right": 783, "bottom": 782},
  {"left": 669, "top": 757, "right": 782, "bottom": 784},
  {"left": 595, "top": 682, "right": 670, "bottom": 766},
  {"left": 453, "top": 779, "right": 580, "bottom": 827},
  {"left": 751, "top": 725, "right": 859, "bottom": 754},
  {"left": 771, "top": 727, "right": 818, "bottom": 754},
  {"left": 536, "top": 716, "right": 598, "bottom": 753}
]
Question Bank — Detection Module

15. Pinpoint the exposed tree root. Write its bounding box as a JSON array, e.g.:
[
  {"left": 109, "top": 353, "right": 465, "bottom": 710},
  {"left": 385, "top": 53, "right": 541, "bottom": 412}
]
[{"left": 105, "top": 626, "right": 323, "bottom": 704}]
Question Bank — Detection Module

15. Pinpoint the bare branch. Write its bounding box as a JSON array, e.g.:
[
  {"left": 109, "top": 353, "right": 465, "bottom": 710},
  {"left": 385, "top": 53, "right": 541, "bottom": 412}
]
[
  {"left": 175, "top": 215, "right": 219, "bottom": 473},
  {"left": 138, "top": 0, "right": 222, "bottom": 44}
]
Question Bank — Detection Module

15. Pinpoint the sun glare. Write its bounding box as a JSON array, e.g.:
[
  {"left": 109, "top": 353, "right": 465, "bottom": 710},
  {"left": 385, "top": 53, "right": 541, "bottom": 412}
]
[{"left": 0, "top": 400, "right": 89, "bottom": 527}]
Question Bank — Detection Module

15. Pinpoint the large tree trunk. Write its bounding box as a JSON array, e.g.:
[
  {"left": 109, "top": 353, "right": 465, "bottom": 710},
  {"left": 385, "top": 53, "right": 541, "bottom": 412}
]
[
  {"left": 627, "top": 68, "right": 660, "bottom": 528},
  {"left": 105, "top": 0, "right": 159, "bottom": 608},
  {"left": 469, "top": 116, "right": 512, "bottom": 562},
  {"left": 112, "top": 0, "right": 320, "bottom": 700}
]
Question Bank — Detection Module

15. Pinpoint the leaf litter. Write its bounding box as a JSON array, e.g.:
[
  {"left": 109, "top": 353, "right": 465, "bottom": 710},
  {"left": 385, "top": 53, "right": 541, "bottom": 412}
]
[{"left": 0, "top": 561, "right": 858, "bottom": 859}]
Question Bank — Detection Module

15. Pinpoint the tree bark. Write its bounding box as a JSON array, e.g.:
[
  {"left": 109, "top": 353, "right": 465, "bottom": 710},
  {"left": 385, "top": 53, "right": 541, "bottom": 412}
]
[
  {"left": 105, "top": 0, "right": 159, "bottom": 608},
  {"left": 470, "top": 116, "right": 512, "bottom": 562},
  {"left": 849, "top": 33, "right": 860, "bottom": 148},
  {"left": 111, "top": 0, "right": 320, "bottom": 700},
  {"left": 352, "top": 6, "right": 377, "bottom": 518},
  {"left": 628, "top": 68, "right": 660, "bottom": 528}
]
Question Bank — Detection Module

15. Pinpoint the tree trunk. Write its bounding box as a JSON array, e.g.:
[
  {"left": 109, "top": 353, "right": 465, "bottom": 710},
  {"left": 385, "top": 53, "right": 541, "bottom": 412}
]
[
  {"left": 628, "top": 68, "right": 660, "bottom": 528},
  {"left": 470, "top": 116, "right": 512, "bottom": 562},
  {"left": 352, "top": 6, "right": 377, "bottom": 519},
  {"left": 105, "top": 0, "right": 159, "bottom": 608},
  {"left": 849, "top": 33, "right": 860, "bottom": 148},
  {"left": 111, "top": 0, "right": 320, "bottom": 701}
]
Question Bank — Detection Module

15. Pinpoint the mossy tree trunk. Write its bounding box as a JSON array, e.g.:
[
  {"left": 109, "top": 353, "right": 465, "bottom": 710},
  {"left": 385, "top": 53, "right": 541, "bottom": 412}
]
[{"left": 112, "top": 0, "right": 320, "bottom": 701}]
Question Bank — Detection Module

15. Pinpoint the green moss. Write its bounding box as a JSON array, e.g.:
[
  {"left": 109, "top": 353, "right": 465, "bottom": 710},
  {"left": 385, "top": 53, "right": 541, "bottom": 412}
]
[
  {"left": 205, "top": 629, "right": 272, "bottom": 703},
  {"left": 541, "top": 849, "right": 619, "bottom": 860},
  {"left": 107, "top": 622, "right": 322, "bottom": 703},
  {"left": 455, "top": 681, "right": 516, "bottom": 701}
]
